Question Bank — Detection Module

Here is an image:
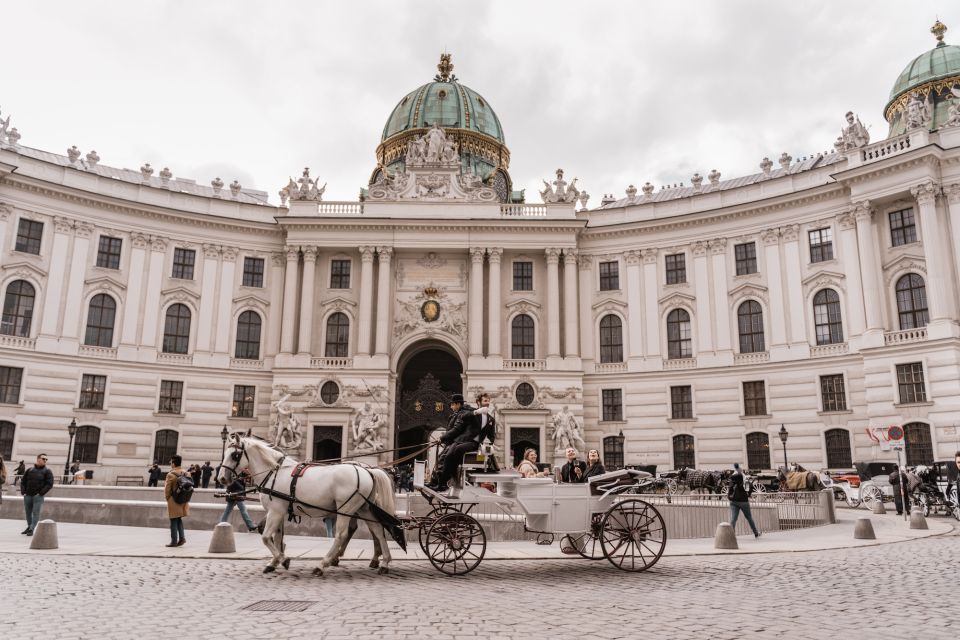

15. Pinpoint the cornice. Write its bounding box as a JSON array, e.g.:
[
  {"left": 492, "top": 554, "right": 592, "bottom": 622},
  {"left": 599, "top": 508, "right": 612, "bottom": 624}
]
[
  {"left": 277, "top": 217, "right": 585, "bottom": 235},
  {"left": 830, "top": 147, "right": 942, "bottom": 185}
]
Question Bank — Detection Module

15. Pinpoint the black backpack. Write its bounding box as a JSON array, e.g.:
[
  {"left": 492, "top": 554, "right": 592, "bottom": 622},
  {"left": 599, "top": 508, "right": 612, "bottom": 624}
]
[{"left": 172, "top": 473, "right": 194, "bottom": 504}]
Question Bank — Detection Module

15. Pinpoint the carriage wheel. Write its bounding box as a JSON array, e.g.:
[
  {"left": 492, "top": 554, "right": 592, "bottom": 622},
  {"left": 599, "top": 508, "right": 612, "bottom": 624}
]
[
  {"left": 599, "top": 499, "right": 666, "bottom": 572},
  {"left": 918, "top": 494, "right": 930, "bottom": 518},
  {"left": 843, "top": 491, "right": 861, "bottom": 509},
  {"left": 751, "top": 480, "right": 766, "bottom": 494},
  {"left": 860, "top": 483, "right": 883, "bottom": 510},
  {"left": 666, "top": 478, "right": 680, "bottom": 495},
  {"left": 418, "top": 505, "right": 457, "bottom": 554},
  {"left": 570, "top": 514, "right": 605, "bottom": 560},
  {"left": 424, "top": 513, "right": 486, "bottom": 576}
]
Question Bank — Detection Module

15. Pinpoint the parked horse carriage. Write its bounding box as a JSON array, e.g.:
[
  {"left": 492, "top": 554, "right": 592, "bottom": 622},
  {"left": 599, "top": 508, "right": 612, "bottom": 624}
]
[
  {"left": 911, "top": 462, "right": 960, "bottom": 520},
  {"left": 675, "top": 468, "right": 734, "bottom": 498},
  {"left": 819, "top": 469, "right": 861, "bottom": 508},
  {"left": 854, "top": 461, "right": 898, "bottom": 510}
]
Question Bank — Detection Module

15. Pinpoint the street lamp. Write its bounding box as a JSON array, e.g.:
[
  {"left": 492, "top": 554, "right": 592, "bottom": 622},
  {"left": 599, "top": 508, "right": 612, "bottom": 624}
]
[
  {"left": 64, "top": 418, "right": 78, "bottom": 482},
  {"left": 778, "top": 424, "right": 789, "bottom": 471},
  {"left": 614, "top": 430, "right": 625, "bottom": 470}
]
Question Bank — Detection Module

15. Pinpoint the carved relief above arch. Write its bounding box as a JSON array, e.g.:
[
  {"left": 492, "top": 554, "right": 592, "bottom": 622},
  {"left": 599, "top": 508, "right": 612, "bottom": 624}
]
[
  {"left": 882, "top": 254, "right": 927, "bottom": 287},
  {"left": 84, "top": 274, "right": 126, "bottom": 300},
  {"left": 504, "top": 297, "right": 542, "bottom": 320},
  {"left": 591, "top": 297, "right": 628, "bottom": 319},
  {"left": 801, "top": 270, "right": 846, "bottom": 295},
  {"left": 657, "top": 291, "right": 696, "bottom": 317},
  {"left": 2, "top": 260, "right": 48, "bottom": 284},
  {"left": 727, "top": 282, "right": 769, "bottom": 307},
  {"left": 159, "top": 286, "right": 200, "bottom": 312},
  {"left": 319, "top": 296, "right": 358, "bottom": 317}
]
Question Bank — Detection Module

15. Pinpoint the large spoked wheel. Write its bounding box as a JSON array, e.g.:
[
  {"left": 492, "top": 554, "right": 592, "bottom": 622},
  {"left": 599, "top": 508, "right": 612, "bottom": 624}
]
[
  {"left": 570, "top": 514, "right": 605, "bottom": 560},
  {"left": 418, "top": 505, "right": 457, "bottom": 554},
  {"left": 860, "top": 483, "right": 883, "bottom": 511},
  {"left": 599, "top": 499, "right": 666, "bottom": 572},
  {"left": 843, "top": 490, "right": 862, "bottom": 509},
  {"left": 751, "top": 480, "right": 767, "bottom": 494},
  {"left": 666, "top": 478, "right": 681, "bottom": 495},
  {"left": 424, "top": 513, "right": 486, "bottom": 576}
]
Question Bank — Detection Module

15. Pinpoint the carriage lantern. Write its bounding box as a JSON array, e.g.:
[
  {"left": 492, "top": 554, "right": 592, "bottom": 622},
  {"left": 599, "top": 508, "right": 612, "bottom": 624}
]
[{"left": 778, "top": 424, "right": 789, "bottom": 470}]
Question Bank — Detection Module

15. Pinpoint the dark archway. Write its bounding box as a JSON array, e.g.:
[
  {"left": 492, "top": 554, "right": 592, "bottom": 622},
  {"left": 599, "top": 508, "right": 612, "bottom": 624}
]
[{"left": 395, "top": 344, "right": 463, "bottom": 461}]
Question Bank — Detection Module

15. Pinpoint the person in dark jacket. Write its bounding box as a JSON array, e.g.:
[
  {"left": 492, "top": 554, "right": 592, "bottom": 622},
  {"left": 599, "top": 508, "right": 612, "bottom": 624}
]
[
  {"left": 200, "top": 461, "right": 214, "bottom": 489},
  {"left": 189, "top": 464, "right": 202, "bottom": 487},
  {"left": 427, "top": 393, "right": 496, "bottom": 492},
  {"left": 219, "top": 469, "right": 257, "bottom": 531},
  {"left": 581, "top": 449, "right": 607, "bottom": 482},
  {"left": 560, "top": 447, "right": 587, "bottom": 483},
  {"left": 728, "top": 463, "right": 760, "bottom": 538},
  {"left": 889, "top": 466, "right": 911, "bottom": 515},
  {"left": 147, "top": 463, "right": 163, "bottom": 487},
  {"left": 20, "top": 454, "right": 55, "bottom": 536}
]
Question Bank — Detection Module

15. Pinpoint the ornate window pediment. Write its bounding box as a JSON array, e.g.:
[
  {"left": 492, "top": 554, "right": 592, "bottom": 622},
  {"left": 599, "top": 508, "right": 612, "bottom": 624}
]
[
  {"left": 883, "top": 254, "right": 927, "bottom": 286},
  {"left": 320, "top": 296, "right": 358, "bottom": 314},
  {"left": 85, "top": 274, "right": 127, "bottom": 292},
  {"left": 658, "top": 291, "right": 696, "bottom": 309},
  {"left": 592, "top": 297, "right": 628, "bottom": 315},
  {"left": 232, "top": 293, "right": 269, "bottom": 315},
  {"left": 2, "top": 260, "right": 48, "bottom": 281},
  {"left": 727, "top": 282, "right": 769, "bottom": 305},
  {"left": 802, "top": 270, "right": 845, "bottom": 292},
  {"left": 159, "top": 285, "right": 200, "bottom": 304},
  {"left": 505, "top": 297, "right": 542, "bottom": 316}
]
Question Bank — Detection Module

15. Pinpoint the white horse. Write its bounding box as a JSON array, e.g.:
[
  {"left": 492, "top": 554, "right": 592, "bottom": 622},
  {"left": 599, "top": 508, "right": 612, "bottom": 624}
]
[{"left": 216, "top": 434, "right": 401, "bottom": 576}]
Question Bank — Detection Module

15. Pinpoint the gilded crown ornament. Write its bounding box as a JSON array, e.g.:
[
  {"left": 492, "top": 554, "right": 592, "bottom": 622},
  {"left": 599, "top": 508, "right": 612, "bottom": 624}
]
[
  {"left": 931, "top": 19, "right": 947, "bottom": 45},
  {"left": 435, "top": 52, "right": 456, "bottom": 82}
]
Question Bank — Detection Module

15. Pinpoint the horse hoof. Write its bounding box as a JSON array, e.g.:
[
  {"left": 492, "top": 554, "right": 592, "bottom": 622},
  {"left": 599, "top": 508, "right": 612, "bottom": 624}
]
[
  {"left": 263, "top": 566, "right": 276, "bottom": 574},
  {"left": 330, "top": 558, "right": 340, "bottom": 567},
  {"left": 377, "top": 566, "right": 389, "bottom": 575},
  {"left": 369, "top": 559, "right": 380, "bottom": 569},
  {"left": 281, "top": 558, "right": 291, "bottom": 570},
  {"left": 312, "top": 567, "right": 323, "bottom": 577}
]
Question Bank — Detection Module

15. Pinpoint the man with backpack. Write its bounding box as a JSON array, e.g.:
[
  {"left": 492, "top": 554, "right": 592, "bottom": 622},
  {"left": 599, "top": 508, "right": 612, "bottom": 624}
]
[
  {"left": 728, "top": 462, "right": 761, "bottom": 538},
  {"left": 164, "top": 454, "right": 193, "bottom": 547}
]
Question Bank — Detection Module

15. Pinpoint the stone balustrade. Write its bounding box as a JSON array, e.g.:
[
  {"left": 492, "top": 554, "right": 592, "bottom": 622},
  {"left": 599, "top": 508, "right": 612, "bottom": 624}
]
[
  {"left": 502, "top": 359, "right": 546, "bottom": 371},
  {"left": 229, "top": 357, "right": 264, "bottom": 369},
  {"left": 810, "top": 343, "right": 850, "bottom": 358},
  {"left": 500, "top": 204, "right": 547, "bottom": 217},
  {"left": 861, "top": 134, "right": 911, "bottom": 162},
  {"left": 0, "top": 335, "right": 36, "bottom": 350},
  {"left": 733, "top": 352, "right": 770, "bottom": 365},
  {"left": 311, "top": 356, "right": 353, "bottom": 369},
  {"left": 884, "top": 327, "right": 928, "bottom": 345},
  {"left": 663, "top": 357, "right": 697, "bottom": 370},
  {"left": 595, "top": 362, "right": 627, "bottom": 373},
  {"left": 78, "top": 345, "right": 118, "bottom": 360},
  {"left": 157, "top": 352, "right": 193, "bottom": 365}
]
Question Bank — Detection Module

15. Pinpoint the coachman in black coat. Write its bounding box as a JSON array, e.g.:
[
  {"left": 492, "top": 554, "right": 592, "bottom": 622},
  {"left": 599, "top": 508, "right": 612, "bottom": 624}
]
[{"left": 429, "top": 393, "right": 496, "bottom": 490}]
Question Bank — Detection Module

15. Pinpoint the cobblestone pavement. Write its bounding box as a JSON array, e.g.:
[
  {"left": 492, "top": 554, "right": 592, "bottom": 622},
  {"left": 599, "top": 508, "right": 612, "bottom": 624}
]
[{"left": 3, "top": 526, "right": 958, "bottom": 640}]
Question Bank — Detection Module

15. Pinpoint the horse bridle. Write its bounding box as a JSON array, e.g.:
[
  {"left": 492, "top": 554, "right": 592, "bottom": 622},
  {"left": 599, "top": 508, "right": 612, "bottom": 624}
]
[{"left": 220, "top": 438, "right": 247, "bottom": 479}]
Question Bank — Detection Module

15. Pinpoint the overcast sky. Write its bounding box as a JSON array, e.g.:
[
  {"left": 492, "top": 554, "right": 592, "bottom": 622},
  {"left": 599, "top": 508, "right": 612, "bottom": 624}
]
[{"left": 3, "top": 1, "right": 957, "bottom": 204}]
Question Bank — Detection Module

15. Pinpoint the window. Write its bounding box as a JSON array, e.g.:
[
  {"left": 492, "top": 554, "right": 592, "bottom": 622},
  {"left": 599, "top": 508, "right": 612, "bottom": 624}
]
[
  {"left": 0, "top": 366, "right": 23, "bottom": 404},
  {"left": 512, "top": 261, "right": 533, "bottom": 291},
  {"left": 808, "top": 228, "right": 834, "bottom": 263},
  {"left": 673, "top": 434, "right": 695, "bottom": 469},
  {"left": 330, "top": 259, "right": 351, "bottom": 289},
  {"left": 742, "top": 381, "right": 767, "bottom": 416},
  {"left": 324, "top": 312, "right": 350, "bottom": 357},
  {"left": 158, "top": 380, "right": 184, "bottom": 414},
  {"left": 665, "top": 253, "right": 686, "bottom": 284},
  {"left": 15, "top": 219, "right": 43, "bottom": 255},
  {"left": 670, "top": 385, "right": 693, "bottom": 419},
  {"left": 84, "top": 294, "right": 116, "bottom": 347},
  {"left": 734, "top": 242, "right": 757, "bottom": 275},
  {"left": 598, "top": 315, "right": 623, "bottom": 363},
  {"left": 603, "top": 434, "right": 624, "bottom": 471},
  {"left": 515, "top": 382, "right": 535, "bottom": 407},
  {"left": 813, "top": 289, "right": 844, "bottom": 345},
  {"left": 601, "top": 389, "right": 623, "bottom": 422},
  {"left": 511, "top": 314, "right": 535, "bottom": 359},
  {"left": 153, "top": 429, "right": 179, "bottom": 465},
  {"left": 319, "top": 381, "right": 340, "bottom": 405},
  {"left": 171, "top": 248, "right": 196, "bottom": 280},
  {"left": 746, "top": 432, "right": 771, "bottom": 470},
  {"left": 598, "top": 261, "right": 619, "bottom": 291},
  {"left": 0, "top": 420, "right": 14, "bottom": 459},
  {"left": 232, "top": 385, "right": 256, "bottom": 418},
  {"left": 895, "top": 274, "right": 928, "bottom": 330},
  {"left": 889, "top": 208, "right": 917, "bottom": 247},
  {"left": 242, "top": 257, "right": 264, "bottom": 288},
  {"left": 737, "top": 301, "right": 765, "bottom": 353},
  {"left": 820, "top": 374, "right": 847, "bottom": 412},
  {"left": 896, "top": 362, "right": 926, "bottom": 404},
  {"left": 162, "top": 304, "right": 191, "bottom": 354},
  {"left": 73, "top": 426, "right": 100, "bottom": 464},
  {"left": 903, "top": 422, "right": 934, "bottom": 466},
  {"left": 79, "top": 374, "right": 107, "bottom": 410},
  {"left": 95, "top": 236, "right": 122, "bottom": 269},
  {"left": 1, "top": 280, "right": 35, "bottom": 337},
  {"left": 666, "top": 309, "right": 692, "bottom": 359},
  {"left": 824, "top": 429, "right": 852, "bottom": 469},
  {"left": 234, "top": 311, "right": 262, "bottom": 359}
]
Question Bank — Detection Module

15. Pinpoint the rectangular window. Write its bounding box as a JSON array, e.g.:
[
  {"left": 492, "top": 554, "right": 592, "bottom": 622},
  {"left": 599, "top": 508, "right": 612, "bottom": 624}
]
[
  {"left": 896, "top": 362, "right": 927, "bottom": 404},
  {"left": 820, "top": 374, "right": 847, "bottom": 412},
  {"left": 79, "top": 374, "right": 107, "bottom": 410},
  {"left": 598, "top": 261, "right": 620, "bottom": 291},
  {"left": 601, "top": 389, "right": 623, "bottom": 422},
  {"left": 742, "top": 381, "right": 767, "bottom": 416},
  {"left": 242, "top": 257, "right": 265, "bottom": 288},
  {"left": 734, "top": 242, "right": 757, "bottom": 275},
  {"left": 513, "top": 261, "right": 533, "bottom": 291},
  {"left": 158, "top": 380, "right": 184, "bottom": 415},
  {"left": 232, "top": 385, "right": 256, "bottom": 418},
  {"left": 0, "top": 366, "right": 23, "bottom": 404},
  {"left": 15, "top": 219, "right": 43, "bottom": 255},
  {"left": 665, "top": 253, "right": 686, "bottom": 284},
  {"left": 330, "top": 259, "right": 351, "bottom": 289},
  {"left": 670, "top": 385, "right": 693, "bottom": 419},
  {"left": 95, "top": 236, "right": 123, "bottom": 269},
  {"left": 808, "top": 228, "right": 834, "bottom": 263},
  {"left": 889, "top": 208, "right": 917, "bottom": 247},
  {"left": 172, "top": 248, "right": 196, "bottom": 280}
]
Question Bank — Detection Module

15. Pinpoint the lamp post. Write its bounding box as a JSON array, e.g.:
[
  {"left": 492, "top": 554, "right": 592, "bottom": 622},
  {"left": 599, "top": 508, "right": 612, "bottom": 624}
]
[
  {"left": 64, "top": 418, "right": 78, "bottom": 482},
  {"left": 778, "top": 424, "right": 789, "bottom": 470},
  {"left": 218, "top": 425, "right": 229, "bottom": 488},
  {"left": 614, "top": 429, "right": 625, "bottom": 470}
]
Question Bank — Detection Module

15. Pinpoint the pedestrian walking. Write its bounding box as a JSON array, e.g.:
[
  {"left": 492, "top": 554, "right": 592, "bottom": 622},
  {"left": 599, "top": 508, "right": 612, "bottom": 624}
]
[
  {"left": 189, "top": 463, "right": 201, "bottom": 487},
  {"left": 200, "top": 461, "right": 214, "bottom": 489},
  {"left": 0, "top": 454, "right": 7, "bottom": 504},
  {"left": 20, "top": 454, "right": 54, "bottom": 536},
  {"left": 728, "top": 463, "right": 761, "bottom": 538},
  {"left": 147, "top": 462, "right": 163, "bottom": 487},
  {"left": 164, "top": 455, "right": 190, "bottom": 547},
  {"left": 219, "top": 469, "right": 257, "bottom": 531},
  {"left": 68, "top": 460, "right": 80, "bottom": 485}
]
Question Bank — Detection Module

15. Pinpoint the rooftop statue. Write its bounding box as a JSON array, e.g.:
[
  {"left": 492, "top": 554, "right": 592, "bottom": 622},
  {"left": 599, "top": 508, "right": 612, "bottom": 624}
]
[
  {"left": 840, "top": 111, "right": 870, "bottom": 150},
  {"left": 540, "top": 168, "right": 580, "bottom": 204},
  {"left": 406, "top": 123, "right": 459, "bottom": 167},
  {"left": 287, "top": 167, "right": 326, "bottom": 201},
  {"left": 945, "top": 87, "right": 960, "bottom": 128},
  {"left": 905, "top": 93, "right": 932, "bottom": 130},
  {"left": 0, "top": 107, "right": 12, "bottom": 143}
]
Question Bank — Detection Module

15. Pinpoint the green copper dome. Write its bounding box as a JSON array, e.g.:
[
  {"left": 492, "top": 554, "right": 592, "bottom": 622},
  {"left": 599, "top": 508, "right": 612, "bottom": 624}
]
[
  {"left": 886, "top": 43, "right": 960, "bottom": 105},
  {"left": 381, "top": 80, "right": 504, "bottom": 143}
]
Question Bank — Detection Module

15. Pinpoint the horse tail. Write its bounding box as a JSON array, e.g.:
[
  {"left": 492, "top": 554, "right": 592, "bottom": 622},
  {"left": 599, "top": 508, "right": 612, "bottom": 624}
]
[{"left": 369, "top": 468, "right": 397, "bottom": 517}]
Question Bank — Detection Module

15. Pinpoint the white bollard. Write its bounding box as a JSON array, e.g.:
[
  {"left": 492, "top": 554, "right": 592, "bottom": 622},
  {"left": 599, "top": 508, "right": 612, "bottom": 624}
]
[
  {"left": 208, "top": 522, "right": 237, "bottom": 553},
  {"left": 908, "top": 511, "right": 929, "bottom": 530},
  {"left": 29, "top": 519, "right": 59, "bottom": 550},
  {"left": 853, "top": 517, "right": 876, "bottom": 540},
  {"left": 714, "top": 522, "right": 738, "bottom": 550}
]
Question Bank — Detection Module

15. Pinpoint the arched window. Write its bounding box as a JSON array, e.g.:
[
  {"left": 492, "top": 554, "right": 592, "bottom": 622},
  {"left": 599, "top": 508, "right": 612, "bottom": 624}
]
[
  {"left": 324, "top": 312, "right": 350, "bottom": 357},
  {"left": 903, "top": 422, "right": 934, "bottom": 466},
  {"left": 813, "top": 289, "right": 844, "bottom": 345},
  {"left": 603, "top": 434, "right": 624, "bottom": 471},
  {"left": 672, "top": 434, "right": 695, "bottom": 470},
  {"left": 234, "top": 310, "right": 262, "bottom": 359},
  {"left": 824, "top": 428, "right": 852, "bottom": 469},
  {"left": 73, "top": 425, "right": 100, "bottom": 465},
  {"left": 511, "top": 314, "right": 535, "bottom": 359},
  {"left": 84, "top": 294, "right": 116, "bottom": 347},
  {"left": 737, "top": 301, "right": 765, "bottom": 353},
  {"left": 598, "top": 314, "right": 623, "bottom": 363},
  {"left": 666, "top": 309, "right": 692, "bottom": 359},
  {"left": 746, "top": 432, "right": 771, "bottom": 470},
  {"left": 153, "top": 429, "right": 179, "bottom": 465},
  {"left": 162, "top": 304, "right": 191, "bottom": 354},
  {"left": 0, "top": 420, "right": 14, "bottom": 459},
  {"left": 1, "top": 280, "right": 35, "bottom": 337},
  {"left": 895, "top": 274, "right": 928, "bottom": 330}
]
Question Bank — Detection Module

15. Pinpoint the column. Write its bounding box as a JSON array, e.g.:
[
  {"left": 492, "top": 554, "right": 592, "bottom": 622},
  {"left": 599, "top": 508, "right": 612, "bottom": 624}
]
[
  {"left": 641, "top": 249, "right": 660, "bottom": 358},
  {"left": 837, "top": 213, "right": 866, "bottom": 336},
  {"left": 545, "top": 248, "right": 561, "bottom": 358},
  {"left": 625, "top": 250, "right": 643, "bottom": 359},
  {"left": 709, "top": 239, "right": 731, "bottom": 351},
  {"left": 945, "top": 184, "right": 960, "bottom": 299},
  {"left": 60, "top": 222, "right": 93, "bottom": 339},
  {"left": 120, "top": 233, "right": 149, "bottom": 346},
  {"left": 487, "top": 247, "right": 503, "bottom": 357},
  {"left": 140, "top": 237, "right": 167, "bottom": 348},
  {"left": 374, "top": 246, "right": 393, "bottom": 355},
  {"left": 214, "top": 247, "right": 237, "bottom": 354},
  {"left": 195, "top": 244, "right": 220, "bottom": 353},
  {"left": 297, "top": 246, "right": 318, "bottom": 356},
  {"left": 852, "top": 202, "right": 883, "bottom": 332},
  {"left": 0, "top": 205, "right": 11, "bottom": 259},
  {"left": 780, "top": 224, "right": 807, "bottom": 344},
  {"left": 356, "top": 245, "right": 375, "bottom": 356},
  {"left": 562, "top": 249, "right": 579, "bottom": 357},
  {"left": 279, "top": 246, "right": 300, "bottom": 355},
  {"left": 266, "top": 252, "right": 285, "bottom": 356},
  {"left": 762, "top": 229, "right": 787, "bottom": 346},
  {"left": 468, "top": 247, "right": 485, "bottom": 357},
  {"left": 912, "top": 182, "right": 953, "bottom": 321},
  {"left": 39, "top": 217, "right": 73, "bottom": 336},
  {"left": 577, "top": 254, "right": 594, "bottom": 362},
  {"left": 692, "top": 242, "right": 713, "bottom": 353}
]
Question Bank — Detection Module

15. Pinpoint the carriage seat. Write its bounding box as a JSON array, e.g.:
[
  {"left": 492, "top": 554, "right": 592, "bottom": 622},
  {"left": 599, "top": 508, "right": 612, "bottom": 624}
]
[
  {"left": 587, "top": 469, "right": 651, "bottom": 496},
  {"left": 460, "top": 451, "right": 500, "bottom": 474}
]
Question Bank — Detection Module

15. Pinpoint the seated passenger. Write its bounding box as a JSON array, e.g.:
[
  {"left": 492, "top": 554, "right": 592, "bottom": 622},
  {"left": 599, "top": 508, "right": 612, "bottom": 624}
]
[
  {"left": 516, "top": 448, "right": 546, "bottom": 478},
  {"left": 427, "top": 392, "right": 495, "bottom": 492},
  {"left": 581, "top": 449, "right": 606, "bottom": 482},
  {"left": 559, "top": 447, "right": 586, "bottom": 483}
]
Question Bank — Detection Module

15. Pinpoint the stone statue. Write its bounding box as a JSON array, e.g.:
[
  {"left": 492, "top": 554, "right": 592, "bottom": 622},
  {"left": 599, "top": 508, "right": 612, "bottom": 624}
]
[
  {"left": 272, "top": 393, "right": 303, "bottom": 450},
  {"left": 551, "top": 405, "right": 585, "bottom": 452},
  {"left": 424, "top": 123, "right": 447, "bottom": 163},
  {"left": 289, "top": 168, "right": 326, "bottom": 201},
  {"left": 945, "top": 88, "right": 960, "bottom": 128},
  {"left": 352, "top": 403, "right": 384, "bottom": 452},
  {"left": 840, "top": 111, "right": 870, "bottom": 150},
  {"left": 540, "top": 168, "right": 580, "bottom": 204},
  {"left": 905, "top": 93, "right": 932, "bottom": 130},
  {"left": 406, "top": 136, "right": 426, "bottom": 164},
  {"left": 0, "top": 107, "right": 10, "bottom": 141},
  {"left": 441, "top": 136, "right": 459, "bottom": 163}
]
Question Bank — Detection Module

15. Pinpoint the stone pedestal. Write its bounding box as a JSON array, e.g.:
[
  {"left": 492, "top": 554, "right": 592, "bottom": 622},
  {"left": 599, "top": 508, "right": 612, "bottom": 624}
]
[
  {"left": 714, "top": 522, "right": 738, "bottom": 549},
  {"left": 29, "top": 519, "right": 58, "bottom": 550},
  {"left": 871, "top": 500, "right": 886, "bottom": 515},
  {"left": 208, "top": 522, "right": 237, "bottom": 553},
  {"left": 853, "top": 518, "right": 876, "bottom": 540},
  {"left": 908, "top": 511, "right": 929, "bottom": 530}
]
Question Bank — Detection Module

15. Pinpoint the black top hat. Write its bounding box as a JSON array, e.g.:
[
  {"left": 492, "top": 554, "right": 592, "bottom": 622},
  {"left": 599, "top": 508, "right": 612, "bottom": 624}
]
[{"left": 451, "top": 393, "right": 465, "bottom": 404}]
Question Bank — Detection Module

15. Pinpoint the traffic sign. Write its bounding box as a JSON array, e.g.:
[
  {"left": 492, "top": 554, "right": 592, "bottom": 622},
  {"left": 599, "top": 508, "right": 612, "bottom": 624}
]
[
  {"left": 887, "top": 425, "right": 904, "bottom": 441},
  {"left": 891, "top": 440, "right": 905, "bottom": 451}
]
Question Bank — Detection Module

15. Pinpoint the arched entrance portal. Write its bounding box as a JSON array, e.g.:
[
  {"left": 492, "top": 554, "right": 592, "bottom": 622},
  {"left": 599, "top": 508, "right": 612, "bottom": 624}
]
[{"left": 395, "top": 342, "right": 463, "bottom": 461}]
